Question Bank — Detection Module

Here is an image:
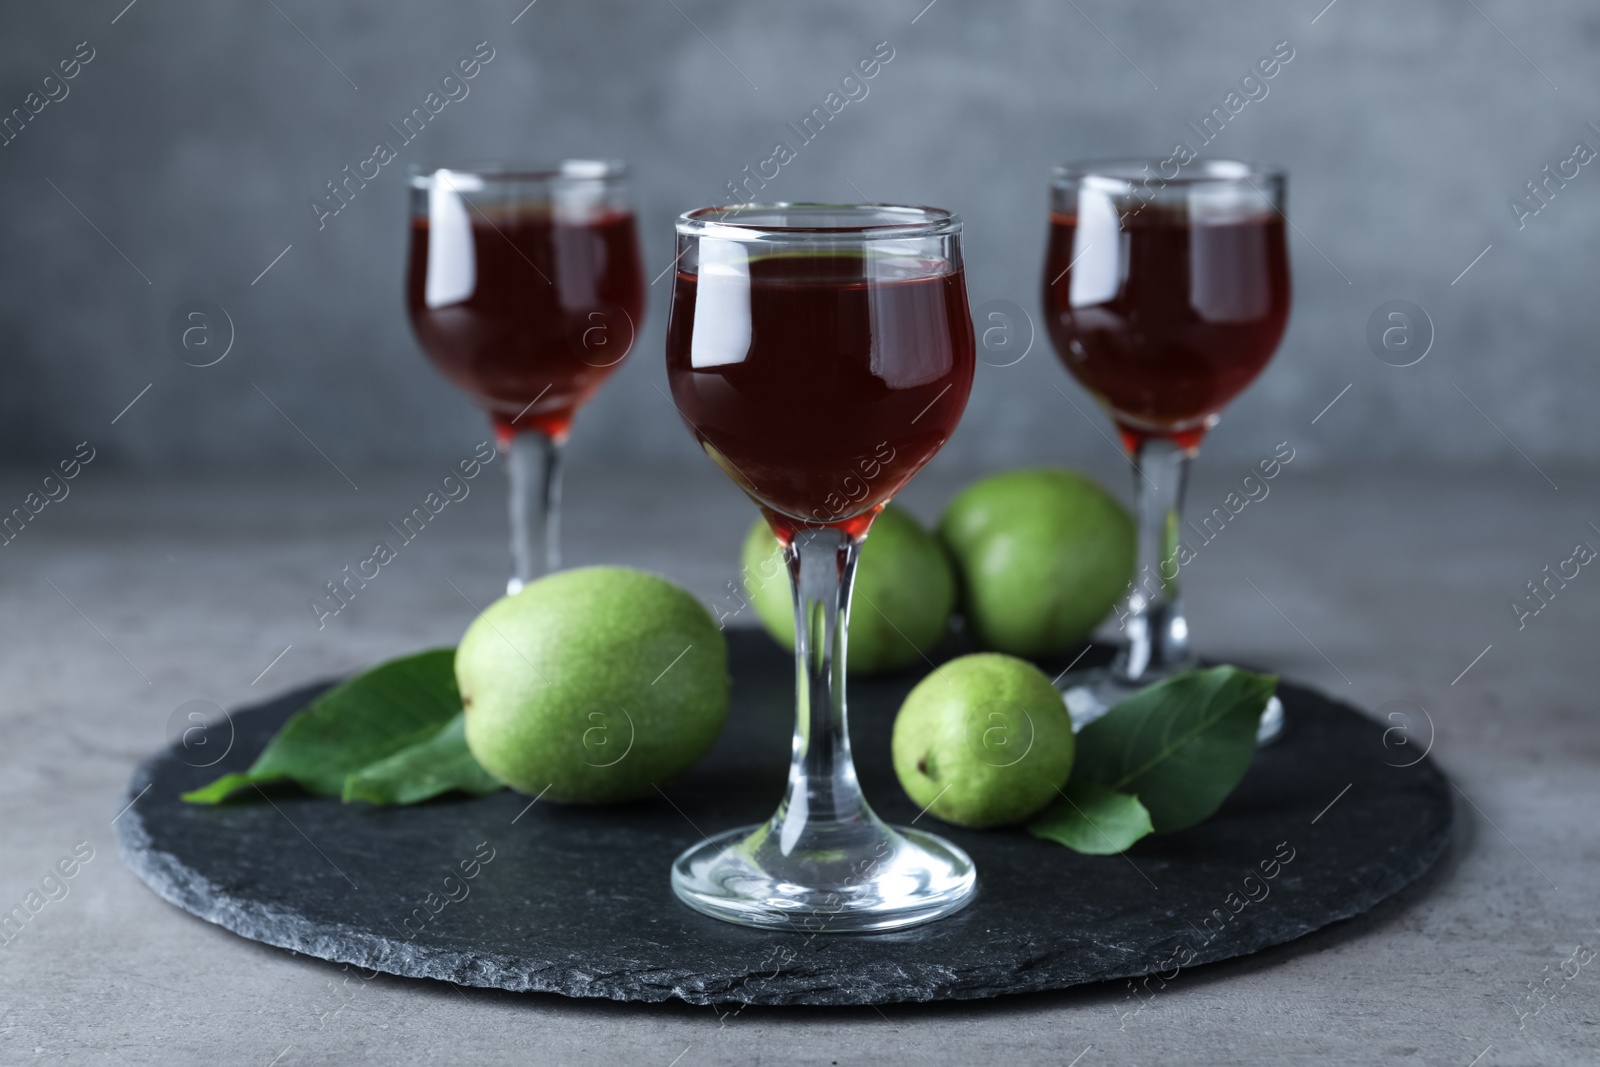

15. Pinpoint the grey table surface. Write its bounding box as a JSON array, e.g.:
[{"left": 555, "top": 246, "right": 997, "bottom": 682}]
[{"left": 1, "top": 459, "right": 1596, "bottom": 1066}]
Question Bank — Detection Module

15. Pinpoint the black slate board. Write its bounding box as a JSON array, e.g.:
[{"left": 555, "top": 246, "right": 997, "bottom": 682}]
[{"left": 116, "top": 632, "right": 1452, "bottom": 1006}]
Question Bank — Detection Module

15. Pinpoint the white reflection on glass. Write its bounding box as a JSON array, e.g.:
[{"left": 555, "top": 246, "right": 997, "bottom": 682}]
[
  {"left": 424, "top": 173, "right": 476, "bottom": 309},
  {"left": 689, "top": 238, "right": 752, "bottom": 369},
  {"left": 1068, "top": 186, "right": 1124, "bottom": 309}
]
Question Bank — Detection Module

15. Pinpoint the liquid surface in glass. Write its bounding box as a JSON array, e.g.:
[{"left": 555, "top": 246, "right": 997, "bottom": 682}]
[
  {"left": 666, "top": 250, "right": 974, "bottom": 540},
  {"left": 1043, "top": 206, "right": 1290, "bottom": 447},
  {"left": 407, "top": 208, "right": 645, "bottom": 439}
]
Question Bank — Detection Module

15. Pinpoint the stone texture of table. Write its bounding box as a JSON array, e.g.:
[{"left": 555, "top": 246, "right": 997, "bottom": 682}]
[{"left": 0, "top": 461, "right": 1595, "bottom": 1065}]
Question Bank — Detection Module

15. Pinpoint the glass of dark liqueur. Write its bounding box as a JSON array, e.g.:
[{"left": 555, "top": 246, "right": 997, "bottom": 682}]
[
  {"left": 665, "top": 204, "right": 977, "bottom": 931},
  {"left": 407, "top": 161, "right": 644, "bottom": 594},
  {"left": 1042, "top": 160, "right": 1291, "bottom": 737}
]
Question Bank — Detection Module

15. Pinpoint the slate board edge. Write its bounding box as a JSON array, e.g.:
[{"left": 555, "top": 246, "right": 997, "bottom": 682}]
[{"left": 114, "top": 688, "right": 1456, "bottom": 1008}]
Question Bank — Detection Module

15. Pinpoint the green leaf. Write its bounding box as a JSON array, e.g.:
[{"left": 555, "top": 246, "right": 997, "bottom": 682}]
[
  {"left": 183, "top": 648, "right": 463, "bottom": 803},
  {"left": 180, "top": 773, "right": 260, "bottom": 805},
  {"left": 1072, "top": 665, "right": 1276, "bottom": 832},
  {"left": 1028, "top": 781, "right": 1154, "bottom": 854},
  {"left": 342, "top": 712, "right": 502, "bottom": 805}
]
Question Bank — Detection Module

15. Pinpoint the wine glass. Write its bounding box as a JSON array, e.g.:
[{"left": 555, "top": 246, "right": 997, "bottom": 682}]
[
  {"left": 665, "top": 204, "right": 977, "bottom": 931},
  {"left": 406, "top": 161, "right": 645, "bottom": 594},
  {"left": 1041, "top": 160, "right": 1291, "bottom": 735}
]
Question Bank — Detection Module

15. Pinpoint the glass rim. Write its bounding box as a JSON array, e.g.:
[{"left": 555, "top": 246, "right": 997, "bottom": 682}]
[
  {"left": 676, "top": 203, "right": 962, "bottom": 241},
  {"left": 408, "top": 159, "right": 628, "bottom": 189},
  {"left": 1050, "top": 158, "right": 1285, "bottom": 188}
]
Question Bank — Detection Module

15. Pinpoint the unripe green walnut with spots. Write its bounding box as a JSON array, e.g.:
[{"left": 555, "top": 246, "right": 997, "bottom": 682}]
[
  {"left": 740, "top": 504, "right": 957, "bottom": 674},
  {"left": 938, "top": 468, "right": 1135, "bottom": 658},
  {"left": 892, "top": 653, "right": 1075, "bottom": 828},
  {"left": 458, "top": 566, "right": 729, "bottom": 803}
]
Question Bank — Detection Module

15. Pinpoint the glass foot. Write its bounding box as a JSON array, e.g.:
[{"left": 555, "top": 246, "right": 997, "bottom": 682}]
[
  {"left": 1059, "top": 666, "right": 1284, "bottom": 744},
  {"left": 670, "top": 815, "right": 976, "bottom": 933}
]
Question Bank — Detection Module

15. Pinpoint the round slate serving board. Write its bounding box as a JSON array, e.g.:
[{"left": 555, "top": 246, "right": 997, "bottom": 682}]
[{"left": 117, "top": 632, "right": 1451, "bottom": 1007}]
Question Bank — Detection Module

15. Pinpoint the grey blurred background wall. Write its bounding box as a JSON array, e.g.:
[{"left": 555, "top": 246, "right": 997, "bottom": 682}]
[{"left": 1, "top": 0, "right": 1596, "bottom": 475}]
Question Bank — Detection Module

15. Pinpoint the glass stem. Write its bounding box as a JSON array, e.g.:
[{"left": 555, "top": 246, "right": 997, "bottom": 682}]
[
  {"left": 1113, "top": 436, "right": 1197, "bottom": 684},
  {"left": 774, "top": 526, "right": 872, "bottom": 856},
  {"left": 504, "top": 430, "right": 565, "bottom": 595}
]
